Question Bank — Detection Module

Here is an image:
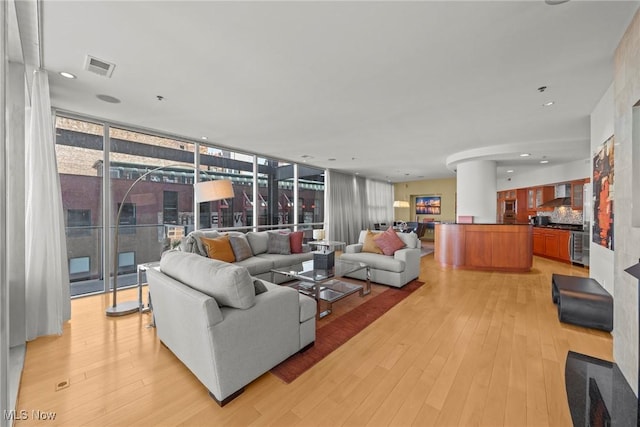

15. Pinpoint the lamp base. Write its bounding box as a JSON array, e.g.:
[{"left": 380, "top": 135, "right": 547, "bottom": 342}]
[
  {"left": 105, "top": 300, "right": 140, "bottom": 317},
  {"left": 314, "top": 250, "right": 335, "bottom": 271}
]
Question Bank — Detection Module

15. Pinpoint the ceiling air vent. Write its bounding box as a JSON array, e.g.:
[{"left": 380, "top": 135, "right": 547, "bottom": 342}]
[{"left": 84, "top": 55, "right": 116, "bottom": 78}]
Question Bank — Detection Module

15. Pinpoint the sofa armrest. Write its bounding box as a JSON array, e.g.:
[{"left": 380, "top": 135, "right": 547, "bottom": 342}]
[
  {"left": 394, "top": 248, "right": 421, "bottom": 280},
  {"left": 346, "top": 243, "right": 363, "bottom": 254},
  {"left": 146, "top": 268, "right": 226, "bottom": 398},
  {"left": 209, "top": 283, "right": 301, "bottom": 399}
]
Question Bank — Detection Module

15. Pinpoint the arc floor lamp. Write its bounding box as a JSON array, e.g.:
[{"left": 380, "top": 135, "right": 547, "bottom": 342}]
[{"left": 106, "top": 165, "right": 234, "bottom": 317}]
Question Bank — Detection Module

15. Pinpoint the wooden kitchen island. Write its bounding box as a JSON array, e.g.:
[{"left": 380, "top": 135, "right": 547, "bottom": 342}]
[{"left": 435, "top": 223, "right": 533, "bottom": 272}]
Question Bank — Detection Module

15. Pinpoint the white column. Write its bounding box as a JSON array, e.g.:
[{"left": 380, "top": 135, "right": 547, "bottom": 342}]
[{"left": 456, "top": 160, "right": 497, "bottom": 224}]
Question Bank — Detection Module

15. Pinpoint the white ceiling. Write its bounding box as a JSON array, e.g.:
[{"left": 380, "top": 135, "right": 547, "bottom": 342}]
[{"left": 40, "top": 1, "right": 639, "bottom": 183}]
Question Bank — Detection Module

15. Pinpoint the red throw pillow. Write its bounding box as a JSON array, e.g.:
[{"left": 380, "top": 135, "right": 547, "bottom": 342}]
[
  {"left": 289, "top": 231, "right": 304, "bottom": 254},
  {"left": 373, "top": 227, "right": 405, "bottom": 256}
]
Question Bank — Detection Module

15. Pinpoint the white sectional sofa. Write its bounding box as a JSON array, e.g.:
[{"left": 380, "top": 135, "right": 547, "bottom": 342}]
[
  {"left": 147, "top": 250, "right": 316, "bottom": 406},
  {"left": 340, "top": 230, "right": 421, "bottom": 288},
  {"left": 180, "top": 229, "right": 314, "bottom": 284}
]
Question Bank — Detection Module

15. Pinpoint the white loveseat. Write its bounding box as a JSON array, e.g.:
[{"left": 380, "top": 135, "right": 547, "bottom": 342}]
[
  {"left": 147, "top": 250, "right": 316, "bottom": 406},
  {"left": 340, "top": 230, "right": 421, "bottom": 287}
]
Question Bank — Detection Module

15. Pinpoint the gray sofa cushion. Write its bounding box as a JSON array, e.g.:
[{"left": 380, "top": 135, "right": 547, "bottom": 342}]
[
  {"left": 257, "top": 252, "right": 314, "bottom": 269},
  {"left": 246, "top": 231, "right": 269, "bottom": 255},
  {"left": 267, "top": 232, "right": 291, "bottom": 254},
  {"left": 229, "top": 234, "right": 254, "bottom": 261},
  {"left": 160, "top": 250, "right": 255, "bottom": 309},
  {"left": 234, "top": 256, "right": 275, "bottom": 276}
]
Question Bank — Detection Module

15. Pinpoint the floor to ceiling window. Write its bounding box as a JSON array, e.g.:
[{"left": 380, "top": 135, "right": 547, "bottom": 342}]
[
  {"left": 298, "top": 165, "right": 325, "bottom": 238},
  {"left": 199, "top": 147, "right": 253, "bottom": 229},
  {"left": 55, "top": 113, "right": 327, "bottom": 298},
  {"left": 257, "top": 157, "right": 294, "bottom": 229},
  {"left": 55, "top": 117, "right": 105, "bottom": 297},
  {"left": 108, "top": 126, "right": 196, "bottom": 290}
]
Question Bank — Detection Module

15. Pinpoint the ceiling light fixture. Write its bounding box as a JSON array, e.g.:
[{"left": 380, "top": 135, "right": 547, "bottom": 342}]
[
  {"left": 96, "top": 94, "right": 121, "bottom": 104},
  {"left": 543, "top": 101, "right": 555, "bottom": 107},
  {"left": 520, "top": 153, "right": 531, "bottom": 157},
  {"left": 60, "top": 71, "right": 76, "bottom": 79},
  {"left": 545, "top": 0, "right": 570, "bottom": 5},
  {"left": 507, "top": 169, "right": 514, "bottom": 173},
  {"left": 540, "top": 160, "right": 549, "bottom": 164},
  {"left": 201, "top": 136, "right": 208, "bottom": 140},
  {"left": 328, "top": 158, "right": 336, "bottom": 161}
]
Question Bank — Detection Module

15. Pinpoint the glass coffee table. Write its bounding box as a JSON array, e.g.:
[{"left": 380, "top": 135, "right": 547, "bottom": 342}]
[{"left": 271, "top": 258, "right": 370, "bottom": 319}]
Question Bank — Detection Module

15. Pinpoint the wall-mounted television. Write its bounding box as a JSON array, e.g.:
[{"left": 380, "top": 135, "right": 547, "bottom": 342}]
[{"left": 415, "top": 196, "right": 441, "bottom": 215}]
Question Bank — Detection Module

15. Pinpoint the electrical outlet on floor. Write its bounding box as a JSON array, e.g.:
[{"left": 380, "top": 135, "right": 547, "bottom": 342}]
[{"left": 55, "top": 379, "right": 70, "bottom": 391}]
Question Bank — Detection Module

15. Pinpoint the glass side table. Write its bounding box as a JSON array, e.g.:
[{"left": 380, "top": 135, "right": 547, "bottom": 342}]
[
  {"left": 137, "top": 261, "right": 160, "bottom": 327},
  {"left": 308, "top": 240, "right": 346, "bottom": 252}
]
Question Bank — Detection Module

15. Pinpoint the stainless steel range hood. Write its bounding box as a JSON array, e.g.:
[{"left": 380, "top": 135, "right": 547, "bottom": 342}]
[
  {"left": 539, "top": 197, "right": 571, "bottom": 208},
  {"left": 539, "top": 184, "right": 572, "bottom": 208}
]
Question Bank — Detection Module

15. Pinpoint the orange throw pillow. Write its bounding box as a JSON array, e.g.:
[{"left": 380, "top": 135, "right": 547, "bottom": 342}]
[
  {"left": 362, "top": 230, "right": 383, "bottom": 254},
  {"left": 200, "top": 235, "right": 236, "bottom": 263}
]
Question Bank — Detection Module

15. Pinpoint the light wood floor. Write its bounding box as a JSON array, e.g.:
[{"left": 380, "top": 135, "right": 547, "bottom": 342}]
[{"left": 15, "top": 255, "right": 611, "bottom": 426}]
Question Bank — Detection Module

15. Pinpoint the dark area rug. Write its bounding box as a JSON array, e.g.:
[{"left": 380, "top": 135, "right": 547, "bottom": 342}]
[{"left": 270, "top": 280, "right": 424, "bottom": 383}]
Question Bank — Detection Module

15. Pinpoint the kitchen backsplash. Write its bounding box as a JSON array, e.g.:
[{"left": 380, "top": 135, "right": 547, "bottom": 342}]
[{"left": 536, "top": 207, "right": 583, "bottom": 224}]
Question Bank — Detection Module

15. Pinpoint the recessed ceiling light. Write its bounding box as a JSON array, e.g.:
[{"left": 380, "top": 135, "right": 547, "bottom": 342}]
[
  {"left": 201, "top": 136, "right": 208, "bottom": 140},
  {"left": 545, "top": 0, "right": 570, "bottom": 5},
  {"left": 60, "top": 71, "right": 76, "bottom": 79},
  {"left": 300, "top": 154, "right": 313, "bottom": 159},
  {"left": 540, "top": 160, "right": 549, "bottom": 164},
  {"left": 520, "top": 153, "right": 530, "bottom": 157},
  {"left": 328, "top": 158, "right": 336, "bottom": 161},
  {"left": 507, "top": 169, "right": 514, "bottom": 173},
  {"left": 543, "top": 101, "right": 555, "bottom": 107}
]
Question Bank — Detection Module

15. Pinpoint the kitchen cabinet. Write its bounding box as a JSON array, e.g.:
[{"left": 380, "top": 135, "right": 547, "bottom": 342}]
[
  {"left": 496, "top": 189, "right": 528, "bottom": 223},
  {"left": 516, "top": 189, "right": 528, "bottom": 223},
  {"left": 571, "top": 179, "right": 586, "bottom": 210},
  {"left": 435, "top": 224, "right": 533, "bottom": 272},
  {"left": 527, "top": 186, "right": 555, "bottom": 214},
  {"left": 532, "top": 227, "right": 571, "bottom": 263}
]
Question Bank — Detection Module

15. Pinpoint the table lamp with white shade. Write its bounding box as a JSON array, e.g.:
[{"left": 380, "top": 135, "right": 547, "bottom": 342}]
[{"left": 312, "top": 229, "right": 326, "bottom": 241}]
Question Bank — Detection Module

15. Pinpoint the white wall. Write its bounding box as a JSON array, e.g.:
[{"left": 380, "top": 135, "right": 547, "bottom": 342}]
[
  {"left": 590, "top": 84, "right": 615, "bottom": 296},
  {"left": 611, "top": 9, "right": 640, "bottom": 397},
  {"left": 496, "top": 158, "right": 590, "bottom": 192},
  {"left": 456, "top": 160, "right": 496, "bottom": 223}
]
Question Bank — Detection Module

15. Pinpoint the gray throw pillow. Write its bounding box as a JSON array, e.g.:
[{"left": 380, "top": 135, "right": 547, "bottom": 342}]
[
  {"left": 253, "top": 279, "right": 268, "bottom": 295},
  {"left": 229, "top": 234, "right": 254, "bottom": 261},
  {"left": 267, "top": 232, "right": 291, "bottom": 255}
]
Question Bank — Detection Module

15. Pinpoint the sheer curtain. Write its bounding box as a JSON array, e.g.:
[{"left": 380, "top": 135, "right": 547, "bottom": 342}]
[
  {"left": 327, "top": 171, "right": 364, "bottom": 244},
  {"left": 25, "top": 70, "right": 70, "bottom": 340},
  {"left": 326, "top": 172, "right": 394, "bottom": 244},
  {"left": 366, "top": 179, "right": 394, "bottom": 226}
]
